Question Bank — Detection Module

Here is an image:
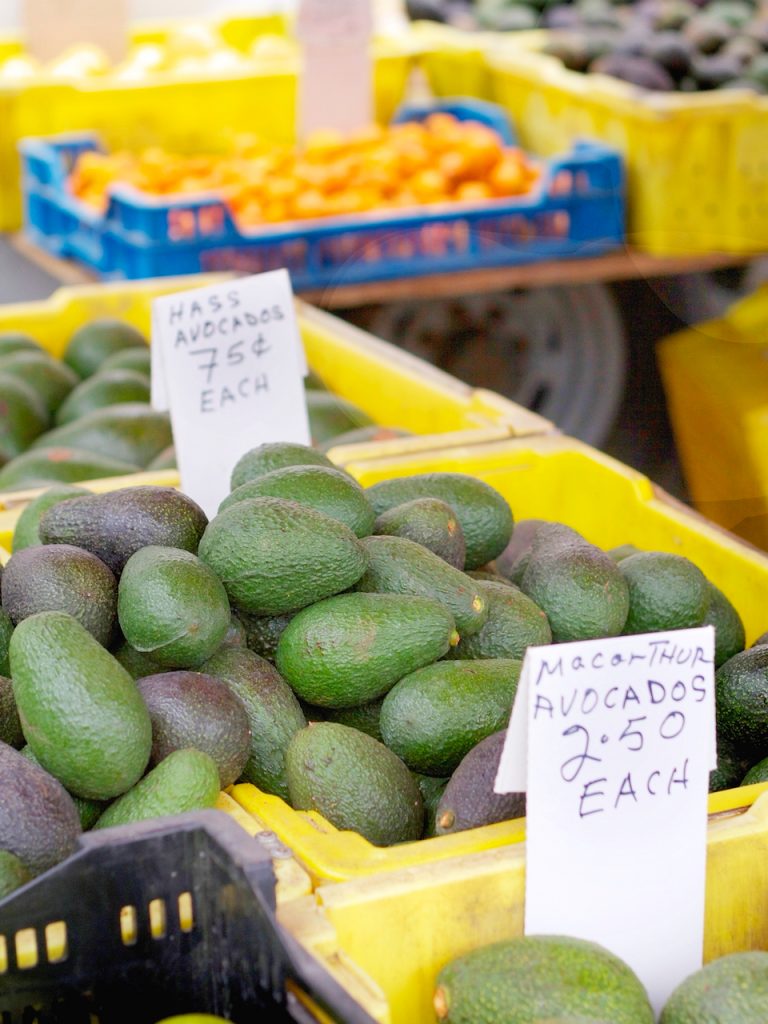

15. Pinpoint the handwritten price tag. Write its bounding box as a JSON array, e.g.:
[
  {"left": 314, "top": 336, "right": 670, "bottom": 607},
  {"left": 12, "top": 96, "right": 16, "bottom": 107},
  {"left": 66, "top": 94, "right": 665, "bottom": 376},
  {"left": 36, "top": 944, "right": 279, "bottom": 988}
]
[
  {"left": 297, "top": 0, "right": 373, "bottom": 44},
  {"left": 151, "top": 271, "right": 310, "bottom": 518},
  {"left": 496, "top": 627, "right": 716, "bottom": 1014},
  {"left": 23, "top": 0, "right": 128, "bottom": 62},
  {"left": 296, "top": 0, "right": 374, "bottom": 139}
]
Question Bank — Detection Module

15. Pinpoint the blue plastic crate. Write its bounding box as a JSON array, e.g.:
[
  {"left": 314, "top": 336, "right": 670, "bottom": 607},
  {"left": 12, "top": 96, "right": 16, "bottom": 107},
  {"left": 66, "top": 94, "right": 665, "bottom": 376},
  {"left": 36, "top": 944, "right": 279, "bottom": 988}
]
[{"left": 20, "top": 99, "right": 625, "bottom": 288}]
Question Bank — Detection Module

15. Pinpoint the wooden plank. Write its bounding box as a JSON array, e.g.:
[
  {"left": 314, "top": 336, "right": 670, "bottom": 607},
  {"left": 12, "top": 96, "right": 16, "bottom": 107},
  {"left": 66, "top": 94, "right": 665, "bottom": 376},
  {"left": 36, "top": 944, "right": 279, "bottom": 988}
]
[
  {"left": 300, "top": 249, "right": 756, "bottom": 308},
  {"left": 10, "top": 233, "right": 757, "bottom": 308}
]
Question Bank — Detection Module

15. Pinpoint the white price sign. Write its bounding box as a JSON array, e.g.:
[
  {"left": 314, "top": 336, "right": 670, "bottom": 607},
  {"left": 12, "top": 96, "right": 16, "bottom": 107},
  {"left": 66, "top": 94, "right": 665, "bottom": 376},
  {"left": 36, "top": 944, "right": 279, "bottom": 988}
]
[
  {"left": 296, "top": 0, "right": 374, "bottom": 139},
  {"left": 297, "top": 0, "right": 374, "bottom": 42},
  {"left": 23, "top": 0, "right": 128, "bottom": 62},
  {"left": 151, "top": 272, "right": 310, "bottom": 519},
  {"left": 496, "top": 627, "right": 717, "bottom": 1015}
]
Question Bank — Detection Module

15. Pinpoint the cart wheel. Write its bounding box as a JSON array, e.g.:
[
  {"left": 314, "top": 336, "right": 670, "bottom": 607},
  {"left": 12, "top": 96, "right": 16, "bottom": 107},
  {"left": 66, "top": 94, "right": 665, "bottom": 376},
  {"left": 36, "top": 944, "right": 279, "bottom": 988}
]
[
  {"left": 362, "top": 283, "right": 628, "bottom": 448},
  {"left": 653, "top": 261, "right": 768, "bottom": 323}
]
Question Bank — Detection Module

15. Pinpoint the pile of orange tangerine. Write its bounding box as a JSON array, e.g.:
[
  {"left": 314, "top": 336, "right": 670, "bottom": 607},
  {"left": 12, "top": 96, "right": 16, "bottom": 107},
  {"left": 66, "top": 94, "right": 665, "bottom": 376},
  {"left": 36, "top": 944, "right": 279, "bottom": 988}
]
[{"left": 69, "top": 114, "right": 541, "bottom": 227}]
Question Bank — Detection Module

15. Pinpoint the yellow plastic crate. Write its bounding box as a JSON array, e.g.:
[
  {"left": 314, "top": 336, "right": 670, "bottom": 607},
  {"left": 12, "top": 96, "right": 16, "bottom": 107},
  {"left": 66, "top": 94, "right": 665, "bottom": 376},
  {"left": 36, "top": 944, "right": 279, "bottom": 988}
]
[
  {"left": 460, "top": 31, "right": 768, "bottom": 256},
  {"left": 0, "top": 36, "right": 413, "bottom": 232},
  {"left": 280, "top": 785, "right": 768, "bottom": 1024},
  {"left": 0, "top": 278, "right": 551, "bottom": 510},
  {"left": 488, "top": 35, "right": 768, "bottom": 255},
  {"left": 410, "top": 22, "right": 496, "bottom": 100},
  {"left": 223, "top": 435, "right": 768, "bottom": 882},
  {"left": 658, "top": 284, "right": 768, "bottom": 550},
  {"left": 130, "top": 12, "right": 289, "bottom": 52}
]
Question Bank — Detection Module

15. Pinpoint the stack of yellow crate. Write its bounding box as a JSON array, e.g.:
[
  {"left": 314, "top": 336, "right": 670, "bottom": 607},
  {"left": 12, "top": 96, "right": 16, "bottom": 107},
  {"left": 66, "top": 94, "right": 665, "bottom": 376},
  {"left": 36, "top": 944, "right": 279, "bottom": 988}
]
[{"left": 658, "top": 284, "right": 768, "bottom": 550}]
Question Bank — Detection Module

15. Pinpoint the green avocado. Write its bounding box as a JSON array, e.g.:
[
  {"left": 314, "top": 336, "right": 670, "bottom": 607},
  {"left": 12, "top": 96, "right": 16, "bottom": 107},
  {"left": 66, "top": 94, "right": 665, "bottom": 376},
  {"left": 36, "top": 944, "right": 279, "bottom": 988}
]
[
  {"left": 373, "top": 497, "right": 467, "bottom": 569},
  {"left": 0, "top": 674, "right": 23, "bottom": 748},
  {"left": 619, "top": 552, "right": 710, "bottom": 635},
  {"left": 306, "top": 390, "right": 375, "bottom": 445},
  {"left": 285, "top": 722, "right": 423, "bottom": 846},
  {"left": 521, "top": 529, "right": 629, "bottom": 642},
  {"left": 202, "top": 646, "right": 307, "bottom": 799},
  {"left": 319, "top": 698, "right": 385, "bottom": 742},
  {"left": 0, "top": 332, "right": 43, "bottom": 359},
  {"left": 198, "top": 497, "right": 368, "bottom": 615},
  {"left": 118, "top": 546, "right": 231, "bottom": 669},
  {"left": 435, "top": 730, "right": 525, "bottom": 836},
  {"left": 660, "top": 951, "right": 768, "bottom": 1023},
  {"left": 12, "top": 484, "right": 88, "bottom": 552},
  {"left": 10, "top": 611, "right": 152, "bottom": 800},
  {"left": 54, "top": 369, "right": 150, "bottom": 426},
  {"left": 710, "top": 735, "right": 751, "bottom": 792},
  {"left": 39, "top": 486, "right": 208, "bottom": 575},
  {"left": 0, "top": 608, "right": 13, "bottom": 676},
  {"left": 355, "top": 534, "right": 488, "bottom": 637},
  {"left": 100, "top": 346, "right": 152, "bottom": 376},
  {"left": 0, "top": 850, "right": 32, "bottom": 897},
  {"left": 31, "top": 403, "right": 172, "bottom": 469},
  {"left": 742, "top": 756, "right": 768, "bottom": 786},
  {"left": 380, "top": 659, "right": 521, "bottom": 776},
  {"left": 0, "top": 352, "right": 78, "bottom": 417},
  {"left": 276, "top": 592, "right": 458, "bottom": 708},
  {"left": 415, "top": 772, "right": 449, "bottom": 838},
  {"left": 367, "top": 472, "right": 514, "bottom": 569},
  {"left": 494, "top": 519, "right": 552, "bottom": 585},
  {"left": 230, "top": 442, "right": 336, "bottom": 490},
  {"left": 0, "top": 740, "right": 81, "bottom": 874},
  {"left": 0, "top": 372, "right": 49, "bottom": 462},
  {"left": 703, "top": 582, "right": 745, "bottom": 668},
  {"left": 137, "top": 671, "right": 251, "bottom": 788},
  {"left": 435, "top": 935, "right": 654, "bottom": 1024},
  {"left": 63, "top": 319, "right": 148, "bottom": 379},
  {"left": 237, "top": 610, "right": 295, "bottom": 663},
  {"left": 113, "top": 641, "right": 167, "bottom": 680},
  {"left": 94, "top": 749, "right": 220, "bottom": 830},
  {"left": 448, "top": 580, "right": 551, "bottom": 661},
  {"left": 715, "top": 646, "right": 768, "bottom": 758},
  {"left": 1, "top": 544, "right": 117, "bottom": 646},
  {"left": 221, "top": 464, "right": 375, "bottom": 538},
  {"left": 0, "top": 447, "right": 140, "bottom": 491},
  {"left": 20, "top": 743, "right": 104, "bottom": 831}
]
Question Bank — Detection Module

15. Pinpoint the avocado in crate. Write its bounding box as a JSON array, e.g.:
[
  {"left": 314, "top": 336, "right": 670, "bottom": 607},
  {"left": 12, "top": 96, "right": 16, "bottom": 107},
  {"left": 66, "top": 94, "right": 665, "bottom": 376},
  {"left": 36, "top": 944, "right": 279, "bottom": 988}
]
[
  {"left": 0, "top": 318, "right": 390, "bottom": 495},
  {"left": 0, "top": 276, "right": 555, "bottom": 508},
  {"left": 0, "top": 810, "right": 375, "bottom": 1024},
  {"left": 2, "top": 436, "right": 766, "bottom": 895}
]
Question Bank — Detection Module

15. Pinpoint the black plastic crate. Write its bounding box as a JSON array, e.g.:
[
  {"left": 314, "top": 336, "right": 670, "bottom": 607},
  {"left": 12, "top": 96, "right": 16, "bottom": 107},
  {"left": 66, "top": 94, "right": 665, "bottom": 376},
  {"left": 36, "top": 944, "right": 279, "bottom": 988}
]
[{"left": 0, "top": 811, "right": 376, "bottom": 1024}]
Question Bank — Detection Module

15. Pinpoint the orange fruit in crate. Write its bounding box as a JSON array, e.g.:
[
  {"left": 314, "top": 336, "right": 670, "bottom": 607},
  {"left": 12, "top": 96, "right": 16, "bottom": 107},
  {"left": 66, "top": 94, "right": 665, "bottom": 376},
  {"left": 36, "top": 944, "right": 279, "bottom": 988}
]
[
  {"left": 293, "top": 189, "right": 330, "bottom": 220},
  {"left": 437, "top": 149, "right": 469, "bottom": 185},
  {"left": 490, "top": 153, "right": 526, "bottom": 196},
  {"left": 409, "top": 168, "right": 450, "bottom": 202},
  {"left": 455, "top": 181, "right": 494, "bottom": 203},
  {"left": 457, "top": 126, "right": 504, "bottom": 177},
  {"left": 67, "top": 114, "right": 542, "bottom": 229}
]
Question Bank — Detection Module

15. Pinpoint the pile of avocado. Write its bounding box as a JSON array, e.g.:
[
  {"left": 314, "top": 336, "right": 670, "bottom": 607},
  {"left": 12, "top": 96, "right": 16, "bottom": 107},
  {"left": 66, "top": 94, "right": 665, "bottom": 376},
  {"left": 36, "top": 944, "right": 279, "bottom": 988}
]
[
  {"left": 407, "top": 0, "right": 575, "bottom": 32},
  {"left": 435, "top": 935, "right": 768, "bottom": 1022},
  {"left": 410, "top": 0, "right": 768, "bottom": 93},
  {"left": 542, "top": 0, "right": 768, "bottom": 93},
  {"left": 0, "top": 438, "right": 764, "bottom": 899},
  {"left": 0, "top": 320, "right": 402, "bottom": 493}
]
